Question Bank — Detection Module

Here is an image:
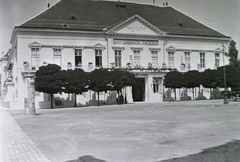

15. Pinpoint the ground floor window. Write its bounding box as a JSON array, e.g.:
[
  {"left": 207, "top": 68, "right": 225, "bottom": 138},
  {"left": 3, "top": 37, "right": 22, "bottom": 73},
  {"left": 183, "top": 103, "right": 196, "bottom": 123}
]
[{"left": 152, "top": 78, "right": 159, "bottom": 93}]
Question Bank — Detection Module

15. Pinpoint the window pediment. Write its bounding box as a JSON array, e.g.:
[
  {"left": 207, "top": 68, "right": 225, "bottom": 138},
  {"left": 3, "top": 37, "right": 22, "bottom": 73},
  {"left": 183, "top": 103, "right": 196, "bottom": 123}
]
[
  {"left": 149, "top": 48, "right": 161, "bottom": 51},
  {"left": 166, "top": 45, "right": 176, "bottom": 52},
  {"left": 214, "top": 47, "right": 221, "bottom": 53},
  {"left": 112, "top": 46, "right": 125, "bottom": 50},
  {"left": 93, "top": 42, "right": 105, "bottom": 50},
  {"left": 28, "top": 41, "right": 42, "bottom": 48},
  {"left": 131, "top": 47, "right": 143, "bottom": 51}
]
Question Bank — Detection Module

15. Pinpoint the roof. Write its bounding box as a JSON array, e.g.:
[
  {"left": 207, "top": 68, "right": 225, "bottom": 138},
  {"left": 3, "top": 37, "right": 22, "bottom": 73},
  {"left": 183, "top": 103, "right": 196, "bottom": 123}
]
[{"left": 18, "top": 0, "right": 228, "bottom": 38}]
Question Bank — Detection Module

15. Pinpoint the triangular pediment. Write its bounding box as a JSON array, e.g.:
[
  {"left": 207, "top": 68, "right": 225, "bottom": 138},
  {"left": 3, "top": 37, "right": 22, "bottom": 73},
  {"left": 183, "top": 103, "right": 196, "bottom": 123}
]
[
  {"left": 93, "top": 42, "right": 105, "bottom": 50},
  {"left": 166, "top": 45, "right": 177, "bottom": 52},
  {"left": 28, "top": 41, "right": 42, "bottom": 48},
  {"left": 214, "top": 47, "right": 222, "bottom": 53},
  {"left": 106, "top": 15, "right": 166, "bottom": 37}
]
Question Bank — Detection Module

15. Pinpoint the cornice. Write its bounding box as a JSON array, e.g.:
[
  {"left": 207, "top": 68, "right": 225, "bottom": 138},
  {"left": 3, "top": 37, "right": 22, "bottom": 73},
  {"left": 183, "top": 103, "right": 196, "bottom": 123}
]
[{"left": 167, "top": 34, "right": 231, "bottom": 41}]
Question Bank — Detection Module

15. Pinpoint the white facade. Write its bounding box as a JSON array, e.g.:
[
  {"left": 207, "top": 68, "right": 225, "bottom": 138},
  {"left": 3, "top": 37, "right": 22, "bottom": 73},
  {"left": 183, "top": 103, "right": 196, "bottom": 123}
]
[{"left": 1, "top": 12, "right": 230, "bottom": 109}]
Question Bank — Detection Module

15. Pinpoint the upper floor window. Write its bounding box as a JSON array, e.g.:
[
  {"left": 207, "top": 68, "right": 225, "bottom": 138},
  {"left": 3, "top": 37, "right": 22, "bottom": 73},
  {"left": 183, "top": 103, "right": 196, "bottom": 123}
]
[
  {"left": 151, "top": 50, "right": 158, "bottom": 67},
  {"left": 75, "top": 49, "right": 82, "bottom": 67},
  {"left": 133, "top": 50, "right": 141, "bottom": 66},
  {"left": 168, "top": 52, "right": 174, "bottom": 68},
  {"left": 53, "top": 48, "right": 62, "bottom": 66},
  {"left": 215, "top": 53, "right": 220, "bottom": 67},
  {"left": 95, "top": 50, "right": 102, "bottom": 67},
  {"left": 200, "top": 52, "right": 205, "bottom": 68},
  {"left": 115, "top": 50, "right": 121, "bottom": 67},
  {"left": 31, "top": 48, "right": 40, "bottom": 70},
  {"left": 184, "top": 52, "right": 191, "bottom": 67}
]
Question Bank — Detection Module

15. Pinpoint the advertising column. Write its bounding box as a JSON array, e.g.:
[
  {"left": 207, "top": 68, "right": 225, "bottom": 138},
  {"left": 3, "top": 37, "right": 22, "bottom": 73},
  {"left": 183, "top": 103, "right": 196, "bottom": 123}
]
[{"left": 24, "top": 76, "right": 36, "bottom": 115}]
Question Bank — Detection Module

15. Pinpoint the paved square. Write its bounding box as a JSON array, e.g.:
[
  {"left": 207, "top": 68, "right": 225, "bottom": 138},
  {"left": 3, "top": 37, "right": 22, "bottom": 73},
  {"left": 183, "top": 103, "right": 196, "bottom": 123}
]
[{"left": 6, "top": 100, "right": 240, "bottom": 162}]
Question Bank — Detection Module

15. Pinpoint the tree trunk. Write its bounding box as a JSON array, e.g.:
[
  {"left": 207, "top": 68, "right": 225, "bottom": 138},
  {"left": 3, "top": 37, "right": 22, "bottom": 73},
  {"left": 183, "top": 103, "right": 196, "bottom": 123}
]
[
  {"left": 74, "top": 93, "right": 77, "bottom": 107},
  {"left": 209, "top": 88, "right": 212, "bottom": 99},
  {"left": 125, "top": 86, "right": 127, "bottom": 103},
  {"left": 174, "top": 88, "right": 177, "bottom": 101},
  {"left": 192, "top": 88, "right": 194, "bottom": 100},
  {"left": 50, "top": 93, "right": 54, "bottom": 108},
  {"left": 97, "top": 91, "right": 100, "bottom": 106}
]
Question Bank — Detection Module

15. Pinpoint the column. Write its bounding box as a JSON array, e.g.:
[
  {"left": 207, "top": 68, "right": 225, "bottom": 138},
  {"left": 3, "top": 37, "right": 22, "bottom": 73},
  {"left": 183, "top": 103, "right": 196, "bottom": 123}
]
[{"left": 24, "top": 76, "right": 36, "bottom": 115}]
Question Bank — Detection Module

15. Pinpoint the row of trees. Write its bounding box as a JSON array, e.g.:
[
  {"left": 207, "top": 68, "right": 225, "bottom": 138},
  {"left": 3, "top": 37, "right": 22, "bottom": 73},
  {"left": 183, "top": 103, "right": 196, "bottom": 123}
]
[
  {"left": 164, "top": 40, "right": 240, "bottom": 100},
  {"left": 35, "top": 64, "right": 135, "bottom": 108},
  {"left": 164, "top": 65, "right": 240, "bottom": 100}
]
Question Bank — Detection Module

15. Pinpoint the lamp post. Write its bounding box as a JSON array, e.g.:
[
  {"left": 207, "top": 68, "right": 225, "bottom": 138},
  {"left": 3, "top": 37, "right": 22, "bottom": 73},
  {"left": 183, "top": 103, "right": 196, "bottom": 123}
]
[{"left": 222, "top": 44, "right": 229, "bottom": 104}]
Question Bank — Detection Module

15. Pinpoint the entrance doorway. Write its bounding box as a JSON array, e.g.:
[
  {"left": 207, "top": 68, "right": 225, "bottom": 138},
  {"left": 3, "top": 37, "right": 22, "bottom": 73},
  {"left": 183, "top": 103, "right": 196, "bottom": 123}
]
[{"left": 132, "top": 78, "right": 145, "bottom": 102}]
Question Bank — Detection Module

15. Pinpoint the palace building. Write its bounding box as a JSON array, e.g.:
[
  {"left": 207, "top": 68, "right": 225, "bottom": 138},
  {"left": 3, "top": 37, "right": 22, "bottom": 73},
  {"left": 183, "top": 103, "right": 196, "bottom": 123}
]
[{"left": 0, "top": 0, "right": 230, "bottom": 109}]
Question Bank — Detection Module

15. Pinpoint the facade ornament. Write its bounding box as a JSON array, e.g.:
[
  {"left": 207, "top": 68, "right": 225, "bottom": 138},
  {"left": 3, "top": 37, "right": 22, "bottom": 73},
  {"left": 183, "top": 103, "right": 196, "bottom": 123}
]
[
  {"left": 67, "top": 62, "right": 72, "bottom": 70},
  {"left": 43, "top": 61, "right": 48, "bottom": 66},
  {"left": 23, "top": 61, "right": 30, "bottom": 71}
]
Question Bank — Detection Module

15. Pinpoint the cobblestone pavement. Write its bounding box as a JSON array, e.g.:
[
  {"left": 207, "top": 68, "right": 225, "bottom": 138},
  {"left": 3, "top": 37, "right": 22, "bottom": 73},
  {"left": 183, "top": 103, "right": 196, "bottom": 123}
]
[{"left": 0, "top": 106, "right": 51, "bottom": 162}]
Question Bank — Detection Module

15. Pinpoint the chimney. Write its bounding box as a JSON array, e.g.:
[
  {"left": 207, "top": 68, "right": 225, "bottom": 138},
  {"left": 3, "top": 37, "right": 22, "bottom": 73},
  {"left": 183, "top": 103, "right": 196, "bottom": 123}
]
[{"left": 47, "top": 3, "right": 50, "bottom": 8}]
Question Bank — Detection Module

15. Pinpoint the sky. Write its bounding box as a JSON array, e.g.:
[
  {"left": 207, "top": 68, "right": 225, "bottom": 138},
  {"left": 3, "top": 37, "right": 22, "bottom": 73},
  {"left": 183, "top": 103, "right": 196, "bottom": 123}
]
[{"left": 0, "top": 0, "right": 240, "bottom": 56}]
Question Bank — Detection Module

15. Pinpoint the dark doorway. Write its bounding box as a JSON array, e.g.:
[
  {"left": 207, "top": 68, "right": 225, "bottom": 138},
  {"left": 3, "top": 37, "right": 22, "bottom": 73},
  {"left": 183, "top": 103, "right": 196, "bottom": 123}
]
[{"left": 132, "top": 78, "right": 145, "bottom": 102}]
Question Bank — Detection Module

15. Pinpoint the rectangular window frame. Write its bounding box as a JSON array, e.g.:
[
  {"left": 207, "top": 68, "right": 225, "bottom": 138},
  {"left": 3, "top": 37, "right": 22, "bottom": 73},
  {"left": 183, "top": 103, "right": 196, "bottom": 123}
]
[
  {"left": 200, "top": 52, "right": 205, "bottom": 68},
  {"left": 53, "top": 48, "right": 62, "bottom": 66},
  {"left": 133, "top": 50, "right": 141, "bottom": 66},
  {"left": 75, "top": 49, "right": 82, "bottom": 66},
  {"left": 152, "top": 78, "right": 159, "bottom": 93},
  {"left": 115, "top": 50, "right": 122, "bottom": 68},
  {"left": 31, "top": 48, "right": 40, "bottom": 70},
  {"left": 95, "top": 50, "right": 102, "bottom": 67},
  {"left": 168, "top": 52, "right": 174, "bottom": 68},
  {"left": 215, "top": 53, "right": 220, "bottom": 67},
  {"left": 151, "top": 50, "right": 158, "bottom": 67}
]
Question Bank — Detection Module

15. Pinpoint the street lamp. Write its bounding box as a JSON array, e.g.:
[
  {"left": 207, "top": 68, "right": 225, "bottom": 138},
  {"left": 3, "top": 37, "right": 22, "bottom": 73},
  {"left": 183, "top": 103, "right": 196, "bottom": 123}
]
[{"left": 222, "top": 43, "right": 229, "bottom": 104}]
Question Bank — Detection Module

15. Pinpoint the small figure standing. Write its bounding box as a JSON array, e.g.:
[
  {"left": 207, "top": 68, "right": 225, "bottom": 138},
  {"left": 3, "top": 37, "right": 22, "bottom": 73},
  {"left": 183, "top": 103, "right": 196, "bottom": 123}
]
[{"left": 120, "top": 93, "right": 124, "bottom": 104}]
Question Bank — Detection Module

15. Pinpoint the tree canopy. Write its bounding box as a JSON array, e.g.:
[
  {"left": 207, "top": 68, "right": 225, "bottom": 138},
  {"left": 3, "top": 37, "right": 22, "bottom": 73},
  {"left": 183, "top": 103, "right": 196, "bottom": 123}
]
[
  {"left": 183, "top": 70, "right": 202, "bottom": 88},
  {"left": 201, "top": 69, "right": 218, "bottom": 88},
  {"left": 110, "top": 69, "right": 136, "bottom": 93},
  {"left": 164, "top": 70, "right": 183, "bottom": 89},
  {"left": 35, "top": 64, "right": 66, "bottom": 108},
  {"left": 65, "top": 68, "right": 89, "bottom": 106},
  {"left": 228, "top": 40, "right": 239, "bottom": 65}
]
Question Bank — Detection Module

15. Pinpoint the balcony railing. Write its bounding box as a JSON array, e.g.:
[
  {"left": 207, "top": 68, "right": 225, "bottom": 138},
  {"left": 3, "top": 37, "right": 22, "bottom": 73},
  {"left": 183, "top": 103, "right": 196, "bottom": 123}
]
[{"left": 22, "top": 64, "right": 217, "bottom": 73}]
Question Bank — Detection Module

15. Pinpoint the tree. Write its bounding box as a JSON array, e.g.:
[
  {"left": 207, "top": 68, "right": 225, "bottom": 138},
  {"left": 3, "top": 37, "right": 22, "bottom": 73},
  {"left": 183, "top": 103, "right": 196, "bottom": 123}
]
[
  {"left": 110, "top": 69, "right": 135, "bottom": 103},
  {"left": 89, "top": 68, "right": 112, "bottom": 106},
  {"left": 65, "top": 68, "right": 89, "bottom": 107},
  {"left": 217, "top": 65, "right": 240, "bottom": 89},
  {"left": 35, "top": 64, "right": 67, "bottom": 108},
  {"left": 110, "top": 69, "right": 126, "bottom": 94},
  {"left": 164, "top": 70, "right": 184, "bottom": 100},
  {"left": 110, "top": 69, "right": 135, "bottom": 93},
  {"left": 183, "top": 70, "right": 202, "bottom": 100},
  {"left": 228, "top": 40, "right": 239, "bottom": 65},
  {"left": 201, "top": 69, "right": 219, "bottom": 98}
]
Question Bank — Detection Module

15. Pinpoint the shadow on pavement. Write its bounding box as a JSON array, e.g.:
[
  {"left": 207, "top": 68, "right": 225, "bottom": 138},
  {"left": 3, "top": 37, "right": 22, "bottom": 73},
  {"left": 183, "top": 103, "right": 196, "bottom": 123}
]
[
  {"left": 65, "top": 155, "right": 106, "bottom": 162},
  {"left": 158, "top": 139, "right": 240, "bottom": 162}
]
